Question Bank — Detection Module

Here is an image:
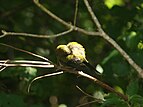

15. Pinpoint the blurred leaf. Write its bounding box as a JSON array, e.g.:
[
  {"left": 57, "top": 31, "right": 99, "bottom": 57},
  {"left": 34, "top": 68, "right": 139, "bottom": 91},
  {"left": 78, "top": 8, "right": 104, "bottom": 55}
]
[
  {"left": 138, "top": 41, "right": 143, "bottom": 50},
  {"left": 104, "top": 0, "right": 125, "bottom": 9},
  {"left": 126, "top": 31, "right": 139, "bottom": 49},
  {"left": 25, "top": 67, "right": 37, "bottom": 78},
  {"left": 126, "top": 79, "right": 139, "bottom": 96},
  {"left": 93, "top": 91, "right": 105, "bottom": 101},
  {"left": 129, "top": 95, "right": 143, "bottom": 106},
  {"left": 58, "top": 104, "right": 67, "bottom": 107},
  {"left": 102, "top": 50, "right": 118, "bottom": 65},
  {"left": 96, "top": 64, "right": 104, "bottom": 74},
  {"left": 36, "top": 48, "right": 50, "bottom": 57},
  {"left": 101, "top": 94, "right": 128, "bottom": 107},
  {"left": 0, "top": 92, "right": 26, "bottom": 107},
  {"left": 19, "top": 67, "right": 37, "bottom": 81},
  {"left": 83, "top": 19, "right": 94, "bottom": 31},
  {"left": 114, "top": 86, "right": 124, "bottom": 94}
]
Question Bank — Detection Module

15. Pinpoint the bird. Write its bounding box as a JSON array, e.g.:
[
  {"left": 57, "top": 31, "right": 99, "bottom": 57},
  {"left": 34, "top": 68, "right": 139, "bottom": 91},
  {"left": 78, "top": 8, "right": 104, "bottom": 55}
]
[
  {"left": 56, "top": 42, "right": 101, "bottom": 76},
  {"left": 56, "top": 44, "right": 71, "bottom": 65}
]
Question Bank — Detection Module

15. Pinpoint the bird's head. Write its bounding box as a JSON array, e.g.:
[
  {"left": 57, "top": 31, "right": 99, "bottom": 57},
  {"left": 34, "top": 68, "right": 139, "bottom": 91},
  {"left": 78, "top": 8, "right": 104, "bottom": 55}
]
[{"left": 56, "top": 45, "right": 71, "bottom": 56}]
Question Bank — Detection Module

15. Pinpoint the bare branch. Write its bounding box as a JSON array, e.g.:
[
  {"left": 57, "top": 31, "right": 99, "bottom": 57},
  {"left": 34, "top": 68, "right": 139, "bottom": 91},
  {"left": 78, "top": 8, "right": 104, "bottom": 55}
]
[
  {"left": 101, "top": 34, "right": 143, "bottom": 77},
  {"left": 0, "top": 0, "right": 141, "bottom": 102},
  {"left": 0, "top": 59, "right": 54, "bottom": 68},
  {"left": 73, "top": 0, "right": 79, "bottom": 26},
  {"left": 83, "top": 0, "right": 143, "bottom": 78},
  {"left": 0, "top": 60, "right": 51, "bottom": 65},
  {"left": 27, "top": 71, "right": 64, "bottom": 92},
  {"left": 0, "top": 43, "right": 52, "bottom": 63},
  {"left": 0, "top": 28, "right": 73, "bottom": 39},
  {"left": 33, "top": 0, "right": 143, "bottom": 78},
  {"left": 0, "top": 60, "right": 54, "bottom": 68},
  {"left": 0, "top": 60, "right": 9, "bottom": 72},
  {"left": 0, "top": 63, "right": 54, "bottom": 68},
  {"left": 71, "top": 71, "right": 128, "bottom": 101},
  {"left": 0, "top": 66, "right": 7, "bottom": 72},
  {"left": 76, "top": 85, "right": 105, "bottom": 103},
  {"left": 33, "top": 0, "right": 100, "bottom": 36},
  {"left": 76, "top": 85, "right": 95, "bottom": 99}
]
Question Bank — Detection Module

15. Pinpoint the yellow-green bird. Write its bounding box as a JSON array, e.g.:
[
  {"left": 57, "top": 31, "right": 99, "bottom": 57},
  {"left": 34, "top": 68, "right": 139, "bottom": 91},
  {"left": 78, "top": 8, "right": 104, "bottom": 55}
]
[{"left": 56, "top": 42, "right": 100, "bottom": 76}]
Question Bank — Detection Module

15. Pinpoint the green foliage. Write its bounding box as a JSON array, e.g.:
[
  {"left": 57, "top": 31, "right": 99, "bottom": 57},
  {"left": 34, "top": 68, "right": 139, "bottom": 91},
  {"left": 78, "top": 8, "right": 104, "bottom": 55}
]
[
  {"left": 126, "top": 79, "right": 139, "bottom": 96},
  {"left": 0, "top": 0, "right": 143, "bottom": 106},
  {"left": 0, "top": 92, "right": 26, "bottom": 107},
  {"left": 138, "top": 41, "right": 143, "bottom": 49},
  {"left": 129, "top": 95, "right": 143, "bottom": 107},
  {"left": 101, "top": 94, "right": 128, "bottom": 107},
  {"left": 104, "top": 0, "right": 125, "bottom": 9}
]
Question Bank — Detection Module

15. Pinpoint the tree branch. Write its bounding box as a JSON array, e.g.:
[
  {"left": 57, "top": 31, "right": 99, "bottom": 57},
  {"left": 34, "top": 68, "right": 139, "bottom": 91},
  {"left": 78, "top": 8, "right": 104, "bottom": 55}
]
[
  {"left": 0, "top": 0, "right": 141, "bottom": 102},
  {"left": 0, "top": 28, "right": 73, "bottom": 38},
  {"left": 0, "top": 43, "right": 52, "bottom": 63},
  {"left": 83, "top": 0, "right": 143, "bottom": 78},
  {"left": 0, "top": 63, "right": 54, "bottom": 68},
  {"left": 73, "top": 0, "right": 79, "bottom": 26},
  {"left": 0, "top": 60, "right": 54, "bottom": 69},
  {"left": 33, "top": 0, "right": 100, "bottom": 36},
  {"left": 0, "top": 60, "right": 51, "bottom": 65},
  {"left": 0, "top": 60, "right": 9, "bottom": 72},
  {"left": 75, "top": 71, "right": 128, "bottom": 101},
  {"left": 33, "top": 0, "right": 143, "bottom": 78},
  {"left": 27, "top": 71, "right": 64, "bottom": 92},
  {"left": 83, "top": 0, "right": 103, "bottom": 32}
]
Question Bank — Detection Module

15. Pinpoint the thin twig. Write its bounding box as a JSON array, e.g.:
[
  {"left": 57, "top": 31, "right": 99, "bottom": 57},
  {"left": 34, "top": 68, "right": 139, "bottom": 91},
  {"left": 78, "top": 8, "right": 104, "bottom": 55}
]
[
  {"left": 76, "top": 100, "right": 97, "bottom": 107},
  {"left": 0, "top": 60, "right": 54, "bottom": 68},
  {"left": 0, "top": 60, "right": 51, "bottom": 65},
  {"left": 0, "top": 28, "right": 73, "bottom": 38},
  {"left": 76, "top": 85, "right": 105, "bottom": 102},
  {"left": 83, "top": 0, "right": 143, "bottom": 78},
  {"left": 0, "top": 63, "right": 54, "bottom": 68},
  {"left": 0, "top": 60, "right": 9, "bottom": 72},
  {"left": 0, "top": 43, "right": 52, "bottom": 63},
  {"left": 76, "top": 85, "right": 95, "bottom": 98},
  {"left": 73, "top": 0, "right": 79, "bottom": 26},
  {"left": 27, "top": 71, "right": 64, "bottom": 92}
]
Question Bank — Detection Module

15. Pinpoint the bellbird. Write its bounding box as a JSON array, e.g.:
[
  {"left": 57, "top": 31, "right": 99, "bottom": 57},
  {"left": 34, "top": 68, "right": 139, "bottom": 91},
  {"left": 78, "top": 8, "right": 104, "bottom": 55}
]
[{"left": 56, "top": 42, "right": 100, "bottom": 76}]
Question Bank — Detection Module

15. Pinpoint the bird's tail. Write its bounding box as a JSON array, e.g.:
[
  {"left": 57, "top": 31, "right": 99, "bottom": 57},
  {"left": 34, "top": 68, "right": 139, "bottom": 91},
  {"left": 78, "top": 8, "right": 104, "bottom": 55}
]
[{"left": 83, "top": 61, "right": 101, "bottom": 76}]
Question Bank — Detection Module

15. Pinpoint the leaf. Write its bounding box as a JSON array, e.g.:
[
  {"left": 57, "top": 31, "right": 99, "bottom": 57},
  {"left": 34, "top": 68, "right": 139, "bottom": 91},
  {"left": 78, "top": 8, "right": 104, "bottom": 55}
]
[
  {"left": 20, "top": 67, "right": 37, "bottom": 80},
  {"left": 102, "top": 50, "right": 118, "bottom": 65},
  {"left": 129, "top": 95, "right": 143, "bottom": 106},
  {"left": 101, "top": 94, "right": 128, "bottom": 107},
  {"left": 138, "top": 41, "right": 143, "bottom": 50},
  {"left": 114, "top": 86, "right": 124, "bottom": 94},
  {"left": 104, "top": 0, "right": 125, "bottom": 9},
  {"left": 25, "top": 67, "right": 37, "bottom": 77},
  {"left": 93, "top": 91, "right": 105, "bottom": 101},
  {"left": 126, "top": 79, "right": 139, "bottom": 96}
]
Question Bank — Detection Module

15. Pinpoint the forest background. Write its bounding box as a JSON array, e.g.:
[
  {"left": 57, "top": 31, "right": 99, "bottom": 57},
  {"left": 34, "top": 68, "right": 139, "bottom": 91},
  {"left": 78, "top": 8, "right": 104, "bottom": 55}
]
[{"left": 0, "top": 0, "right": 143, "bottom": 107}]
